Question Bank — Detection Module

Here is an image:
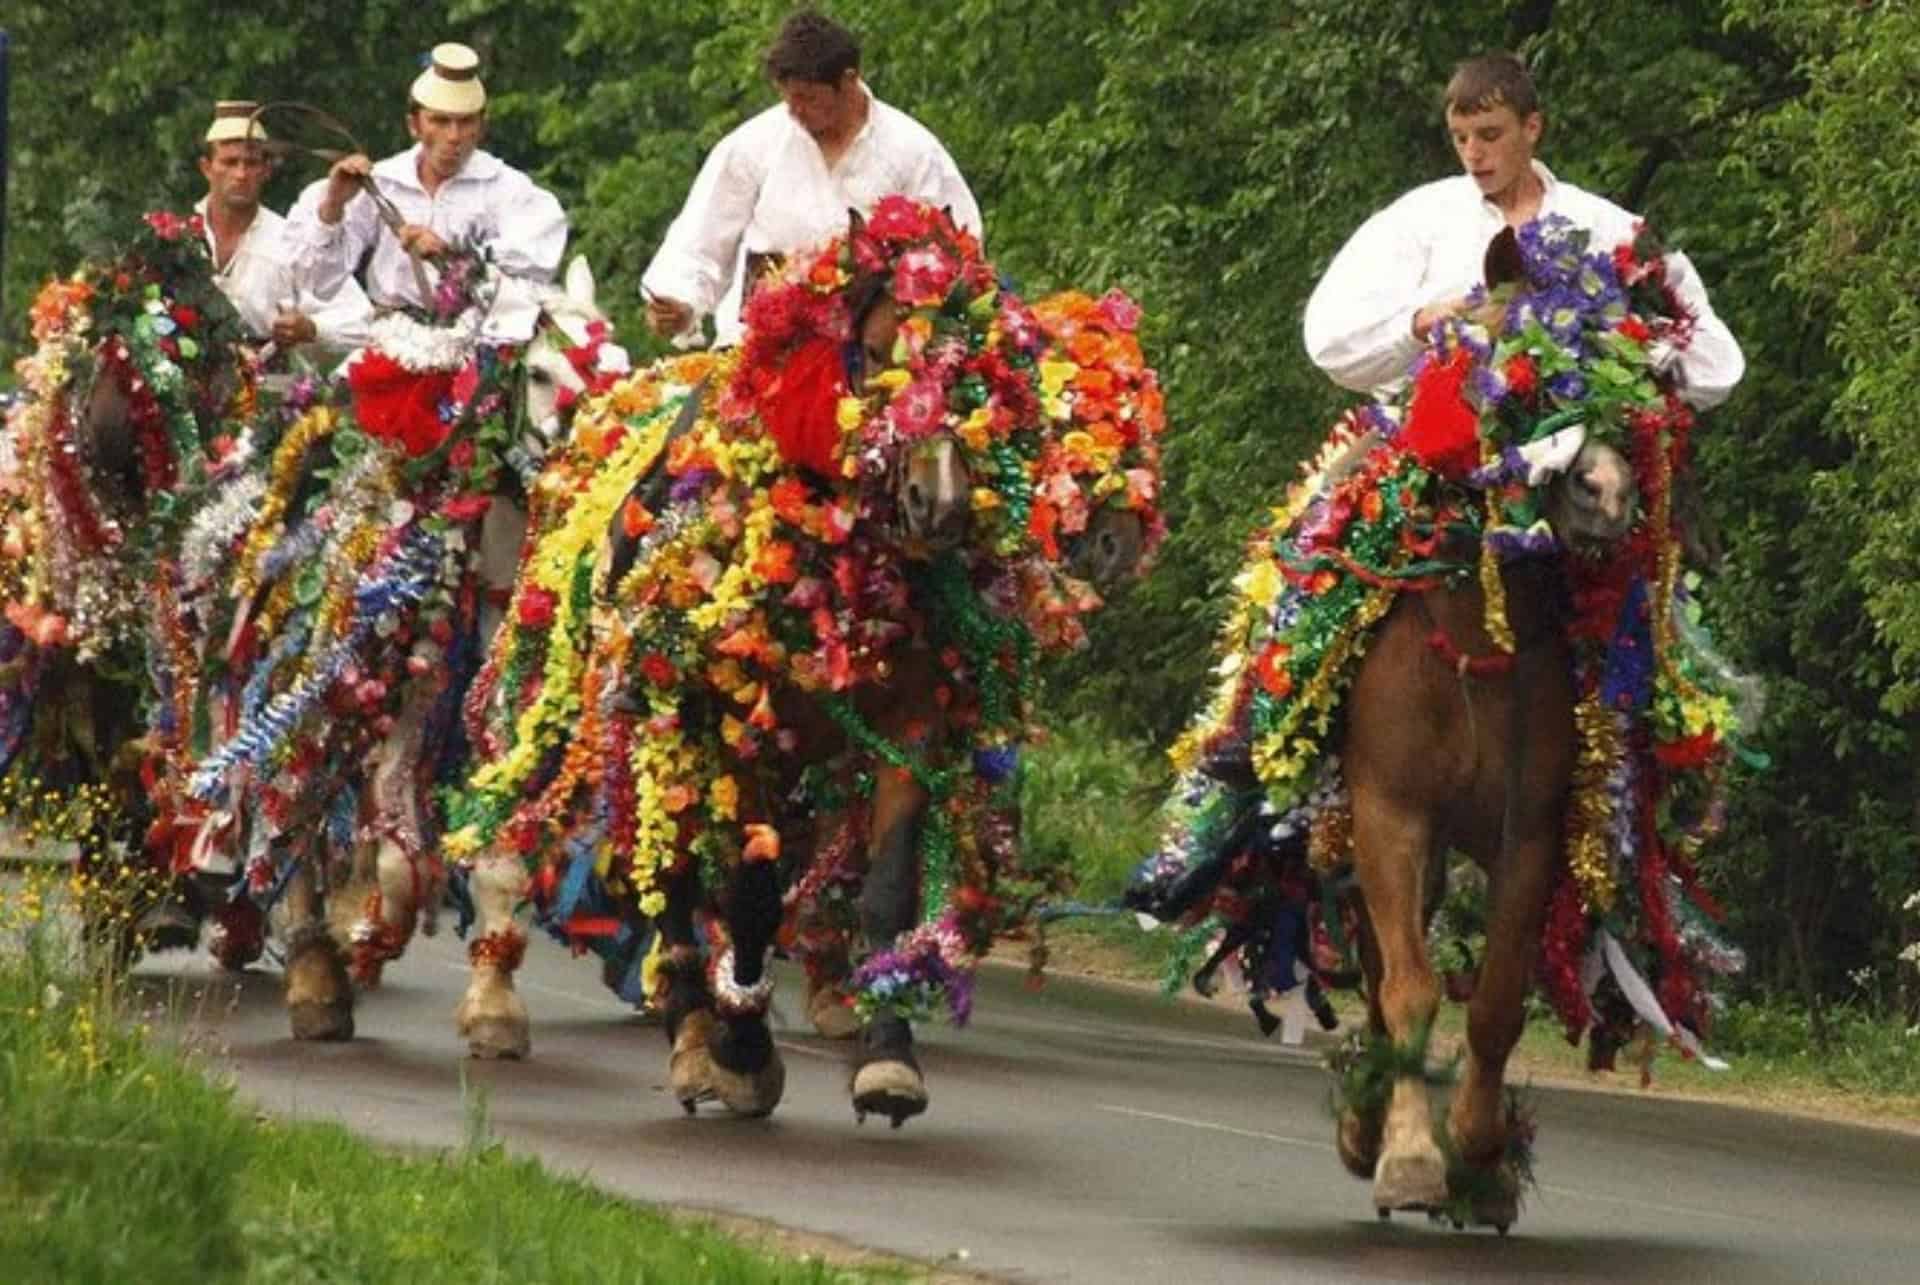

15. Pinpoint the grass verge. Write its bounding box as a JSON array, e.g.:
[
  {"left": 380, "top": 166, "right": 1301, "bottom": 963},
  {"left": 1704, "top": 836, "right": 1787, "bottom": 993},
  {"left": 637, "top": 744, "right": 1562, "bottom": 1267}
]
[{"left": 0, "top": 864, "right": 909, "bottom": 1285}]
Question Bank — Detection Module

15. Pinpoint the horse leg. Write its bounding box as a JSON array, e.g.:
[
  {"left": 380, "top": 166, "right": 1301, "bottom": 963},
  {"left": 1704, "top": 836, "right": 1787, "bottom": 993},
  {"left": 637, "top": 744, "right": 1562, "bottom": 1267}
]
[
  {"left": 705, "top": 847, "right": 786, "bottom": 1117},
  {"left": 653, "top": 860, "right": 719, "bottom": 1113},
  {"left": 850, "top": 766, "right": 930, "bottom": 1128},
  {"left": 1336, "top": 892, "right": 1389, "bottom": 1179},
  {"left": 1349, "top": 794, "right": 1448, "bottom": 1211},
  {"left": 1448, "top": 652, "right": 1569, "bottom": 1227},
  {"left": 284, "top": 859, "right": 354, "bottom": 1041},
  {"left": 455, "top": 853, "right": 531, "bottom": 1059},
  {"left": 346, "top": 679, "right": 445, "bottom": 985}
]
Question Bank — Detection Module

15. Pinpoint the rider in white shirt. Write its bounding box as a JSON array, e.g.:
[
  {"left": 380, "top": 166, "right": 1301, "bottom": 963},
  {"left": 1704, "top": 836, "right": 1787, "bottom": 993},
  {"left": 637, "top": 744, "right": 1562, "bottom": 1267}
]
[
  {"left": 291, "top": 44, "right": 569, "bottom": 340},
  {"left": 196, "top": 102, "right": 372, "bottom": 364},
  {"left": 642, "top": 11, "right": 980, "bottom": 348},
  {"left": 1303, "top": 51, "right": 1743, "bottom": 411}
]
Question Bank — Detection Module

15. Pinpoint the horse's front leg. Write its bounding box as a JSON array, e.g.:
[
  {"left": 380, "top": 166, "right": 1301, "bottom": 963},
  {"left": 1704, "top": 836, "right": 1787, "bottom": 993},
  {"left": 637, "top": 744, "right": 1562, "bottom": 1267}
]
[
  {"left": 284, "top": 856, "right": 354, "bottom": 1040},
  {"left": 850, "top": 763, "right": 931, "bottom": 1127},
  {"left": 1347, "top": 791, "right": 1448, "bottom": 1211},
  {"left": 703, "top": 831, "right": 787, "bottom": 1117},
  {"left": 347, "top": 662, "right": 446, "bottom": 986},
  {"left": 455, "top": 852, "right": 531, "bottom": 1059}
]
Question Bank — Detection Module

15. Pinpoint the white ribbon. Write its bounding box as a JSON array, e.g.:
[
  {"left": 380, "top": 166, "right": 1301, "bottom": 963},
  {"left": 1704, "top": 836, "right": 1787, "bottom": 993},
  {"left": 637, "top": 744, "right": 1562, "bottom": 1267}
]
[
  {"left": 1589, "top": 929, "right": 1729, "bottom": 1070},
  {"left": 1516, "top": 422, "right": 1587, "bottom": 485}
]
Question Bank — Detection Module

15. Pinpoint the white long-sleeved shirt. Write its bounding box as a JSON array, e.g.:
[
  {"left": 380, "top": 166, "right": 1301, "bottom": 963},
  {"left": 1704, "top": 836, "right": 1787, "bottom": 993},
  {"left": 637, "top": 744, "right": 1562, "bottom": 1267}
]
[
  {"left": 642, "top": 86, "right": 981, "bottom": 348},
  {"left": 288, "top": 147, "right": 568, "bottom": 339},
  {"left": 1303, "top": 161, "right": 1745, "bottom": 410},
  {"left": 196, "top": 200, "right": 373, "bottom": 360}
]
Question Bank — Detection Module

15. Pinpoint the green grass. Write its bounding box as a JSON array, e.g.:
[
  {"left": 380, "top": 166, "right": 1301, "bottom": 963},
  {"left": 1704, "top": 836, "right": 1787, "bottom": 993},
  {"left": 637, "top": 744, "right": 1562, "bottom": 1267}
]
[
  {"left": 1020, "top": 716, "right": 1166, "bottom": 901},
  {"left": 0, "top": 868, "right": 905, "bottom": 1285}
]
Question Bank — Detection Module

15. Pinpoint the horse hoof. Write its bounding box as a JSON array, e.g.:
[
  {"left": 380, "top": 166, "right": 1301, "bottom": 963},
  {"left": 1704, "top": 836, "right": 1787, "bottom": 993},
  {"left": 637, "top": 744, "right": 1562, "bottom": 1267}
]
[
  {"left": 668, "top": 1008, "right": 719, "bottom": 1113},
  {"left": 466, "top": 1017, "right": 530, "bottom": 1061},
  {"left": 712, "top": 1052, "right": 786, "bottom": 1118},
  {"left": 1337, "top": 1110, "right": 1383, "bottom": 1180},
  {"left": 1371, "top": 1145, "right": 1449, "bottom": 1211},
  {"left": 1377, "top": 1208, "right": 1391, "bottom": 1222},
  {"left": 288, "top": 999, "right": 355, "bottom": 1042},
  {"left": 851, "top": 1058, "right": 928, "bottom": 1129}
]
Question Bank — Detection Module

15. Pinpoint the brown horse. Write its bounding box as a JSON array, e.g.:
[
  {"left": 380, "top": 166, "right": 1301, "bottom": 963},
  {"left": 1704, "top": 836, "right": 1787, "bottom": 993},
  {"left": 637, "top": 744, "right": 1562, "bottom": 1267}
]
[{"left": 1336, "top": 440, "right": 1634, "bottom": 1229}]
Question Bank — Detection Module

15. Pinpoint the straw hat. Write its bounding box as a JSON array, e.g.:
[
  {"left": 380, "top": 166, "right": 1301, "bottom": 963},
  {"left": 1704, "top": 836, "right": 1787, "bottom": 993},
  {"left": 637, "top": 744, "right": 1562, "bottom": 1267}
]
[
  {"left": 204, "top": 100, "right": 269, "bottom": 144},
  {"left": 410, "top": 42, "right": 487, "bottom": 115}
]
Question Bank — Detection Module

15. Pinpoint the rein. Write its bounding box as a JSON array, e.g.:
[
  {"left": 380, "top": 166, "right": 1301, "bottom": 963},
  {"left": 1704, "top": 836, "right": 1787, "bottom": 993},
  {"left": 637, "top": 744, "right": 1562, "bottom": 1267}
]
[{"left": 250, "top": 101, "right": 432, "bottom": 304}]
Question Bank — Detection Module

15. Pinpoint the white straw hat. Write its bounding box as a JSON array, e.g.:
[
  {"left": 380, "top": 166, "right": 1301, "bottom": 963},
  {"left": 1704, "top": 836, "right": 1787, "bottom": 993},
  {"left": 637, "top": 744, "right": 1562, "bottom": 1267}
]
[
  {"left": 204, "top": 100, "right": 269, "bottom": 144},
  {"left": 410, "top": 42, "right": 487, "bottom": 115}
]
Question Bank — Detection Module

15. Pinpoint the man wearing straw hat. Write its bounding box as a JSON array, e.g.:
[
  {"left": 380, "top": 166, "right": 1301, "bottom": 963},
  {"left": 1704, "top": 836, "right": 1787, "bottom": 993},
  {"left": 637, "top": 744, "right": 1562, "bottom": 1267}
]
[
  {"left": 198, "top": 100, "right": 372, "bottom": 364},
  {"left": 292, "top": 42, "right": 568, "bottom": 334}
]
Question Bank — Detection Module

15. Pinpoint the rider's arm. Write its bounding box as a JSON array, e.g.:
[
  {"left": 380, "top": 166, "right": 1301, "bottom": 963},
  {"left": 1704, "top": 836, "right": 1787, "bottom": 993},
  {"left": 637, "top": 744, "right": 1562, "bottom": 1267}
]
[
  {"left": 1659, "top": 250, "right": 1745, "bottom": 411},
  {"left": 287, "top": 176, "right": 377, "bottom": 302},
  {"left": 641, "top": 128, "right": 762, "bottom": 332},
  {"left": 481, "top": 170, "right": 569, "bottom": 283},
  {"left": 1302, "top": 192, "right": 1433, "bottom": 395}
]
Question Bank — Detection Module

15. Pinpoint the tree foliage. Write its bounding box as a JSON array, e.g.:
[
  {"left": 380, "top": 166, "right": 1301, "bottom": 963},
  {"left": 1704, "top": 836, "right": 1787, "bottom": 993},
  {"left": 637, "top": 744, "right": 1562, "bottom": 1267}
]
[{"left": 3, "top": 0, "right": 1916, "bottom": 1012}]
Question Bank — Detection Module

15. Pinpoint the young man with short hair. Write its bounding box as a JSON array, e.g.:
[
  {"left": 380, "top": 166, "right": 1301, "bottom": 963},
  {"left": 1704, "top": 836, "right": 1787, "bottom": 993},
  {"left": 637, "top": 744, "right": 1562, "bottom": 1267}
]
[
  {"left": 642, "top": 10, "right": 980, "bottom": 347},
  {"left": 1303, "top": 51, "right": 1744, "bottom": 409},
  {"left": 197, "top": 101, "right": 371, "bottom": 362},
  {"left": 292, "top": 43, "right": 568, "bottom": 337}
]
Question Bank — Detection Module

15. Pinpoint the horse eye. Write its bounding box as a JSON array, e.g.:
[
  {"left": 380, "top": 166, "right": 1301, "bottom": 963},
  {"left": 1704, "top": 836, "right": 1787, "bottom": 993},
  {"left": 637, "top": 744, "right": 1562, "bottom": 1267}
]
[{"left": 530, "top": 368, "right": 553, "bottom": 385}]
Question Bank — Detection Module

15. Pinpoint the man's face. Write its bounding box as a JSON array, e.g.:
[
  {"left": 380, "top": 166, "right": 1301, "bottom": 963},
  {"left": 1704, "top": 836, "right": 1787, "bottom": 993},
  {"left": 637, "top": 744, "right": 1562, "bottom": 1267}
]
[
  {"left": 408, "top": 108, "right": 485, "bottom": 181},
  {"left": 199, "top": 141, "right": 271, "bottom": 212},
  {"left": 777, "top": 71, "right": 859, "bottom": 140},
  {"left": 1447, "top": 103, "right": 1543, "bottom": 201}
]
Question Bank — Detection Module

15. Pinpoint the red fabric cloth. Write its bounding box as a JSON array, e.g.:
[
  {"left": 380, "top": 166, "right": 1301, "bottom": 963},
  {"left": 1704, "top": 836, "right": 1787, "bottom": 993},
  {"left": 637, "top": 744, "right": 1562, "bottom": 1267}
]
[
  {"left": 1399, "top": 347, "right": 1481, "bottom": 480},
  {"left": 757, "top": 336, "right": 847, "bottom": 478},
  {"left": 348, "top": 350, "right": 455, "bottom": 457}
]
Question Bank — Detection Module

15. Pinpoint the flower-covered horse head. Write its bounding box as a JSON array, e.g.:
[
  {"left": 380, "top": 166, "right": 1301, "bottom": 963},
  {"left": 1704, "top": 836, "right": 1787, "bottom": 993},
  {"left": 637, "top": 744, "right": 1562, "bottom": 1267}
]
[
  {"left": 444, "top": 198, "right": 1168, "bottom": 1126},
  {"left": 1133, "top": 216, "right": 1750, "bottom": 1231}
]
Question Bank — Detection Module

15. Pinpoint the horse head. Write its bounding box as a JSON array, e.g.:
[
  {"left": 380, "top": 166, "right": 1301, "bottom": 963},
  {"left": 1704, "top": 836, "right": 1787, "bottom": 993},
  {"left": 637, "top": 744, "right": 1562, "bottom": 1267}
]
[
  {"left": 1066, "top": 506, "right": 1148, "bottom": 587},
  {"left": 522, "top": 256, "right": 611, "bottom": 448},
  {"left": 1544, "top": 438, "right": 1636, "bottom": 553}
]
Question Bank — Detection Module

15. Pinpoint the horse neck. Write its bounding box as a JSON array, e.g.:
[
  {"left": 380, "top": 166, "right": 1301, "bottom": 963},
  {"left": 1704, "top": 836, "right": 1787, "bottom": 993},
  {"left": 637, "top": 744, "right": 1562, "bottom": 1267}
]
[{"left": 1422, "top": 555, "right": 1569, "bottom": 661}]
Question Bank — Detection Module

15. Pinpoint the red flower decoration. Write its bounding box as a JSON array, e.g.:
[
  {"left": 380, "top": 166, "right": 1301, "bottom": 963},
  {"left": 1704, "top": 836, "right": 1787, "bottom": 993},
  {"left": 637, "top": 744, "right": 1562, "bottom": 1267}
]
[
  {"left": 441, "top": 493, "right": 491, "bottom": 522},
  {"left": 171, "top": 305, "right": 200, "bottom": 331},
  {"left": 348, "top": 350, "right": 455, "bottom": 457},
  {"left": 1399, "top": 347, "right": 1482, "bottom": 480},
  {"left": 756, "top": 335, "right": 847, "bottom": 478},
  {"left": 1617, "top": 316, "right": 1652, "bottom": 344},
  {"left": 1253, "top": 642, "right": 1294, "bottom": 698},
  {"left": 1504, "top": 352, "right": 1538, "bottom": 398},
  {"left": 517, "top": 588, "right": 558, "bottom": 630},
  {"left": 640, "top": 652, "right": 678, "bottom": 688}
]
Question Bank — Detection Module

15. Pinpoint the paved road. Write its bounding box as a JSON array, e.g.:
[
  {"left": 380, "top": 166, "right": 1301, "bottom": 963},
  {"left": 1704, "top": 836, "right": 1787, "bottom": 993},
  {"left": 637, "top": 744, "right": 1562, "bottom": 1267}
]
[{"left": 147, "top": 931, "right": 1919, "bottom": 1284}]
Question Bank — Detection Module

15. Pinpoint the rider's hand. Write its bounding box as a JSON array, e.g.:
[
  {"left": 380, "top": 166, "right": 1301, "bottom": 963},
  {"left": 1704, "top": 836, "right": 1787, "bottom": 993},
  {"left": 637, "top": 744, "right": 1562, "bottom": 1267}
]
[
  {"left": 270, "top": 310, "right": 318, "bottom": 347},
  {"left": 1411, "top": 294, "right": 1473, "bottom": 341},
  {"left": 646, "top": 294, "right": 695, "bottom": 339},
  {"left": 397, "top": 224, "right": 451, "bottom": 259},
  {"left": 318, "top": 153, "right": 373, "bottom": 224}
]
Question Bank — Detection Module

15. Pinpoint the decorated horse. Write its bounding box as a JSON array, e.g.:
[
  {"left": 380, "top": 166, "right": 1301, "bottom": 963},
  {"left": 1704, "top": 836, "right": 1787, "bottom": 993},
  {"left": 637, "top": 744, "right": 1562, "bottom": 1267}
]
[
  {"left": 144, "top": 248, "right": 615, "bottom": 1037},
  {"left": 1128, "top": 218, "right": 1756, "bottom": 1230},
  {"left": 442, "top": 198, "right": 1165, "bottom": 1124},
  {"left": 0, "top": 211, "right": 261, "bottom": 940}
]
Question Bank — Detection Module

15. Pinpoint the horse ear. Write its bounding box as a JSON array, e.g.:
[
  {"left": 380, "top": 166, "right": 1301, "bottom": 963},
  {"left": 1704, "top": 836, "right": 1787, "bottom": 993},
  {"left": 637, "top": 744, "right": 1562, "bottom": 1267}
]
[
  {"left": 940, "top": 204, "right": 955, "bottom": 228},
  {"left": 847, "top": 207, "right": 866, "bottom": 242},
  {"left": 564, "top": 256, "right": 597, "bottom": 310},
  {"left": 1483, "top": 227, "right": 1525, "bottom": 290}
]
